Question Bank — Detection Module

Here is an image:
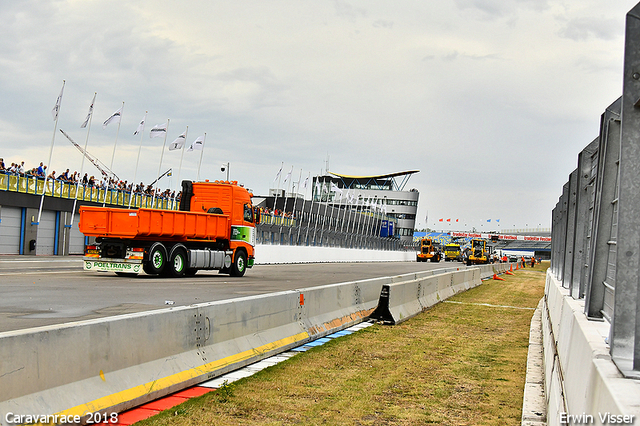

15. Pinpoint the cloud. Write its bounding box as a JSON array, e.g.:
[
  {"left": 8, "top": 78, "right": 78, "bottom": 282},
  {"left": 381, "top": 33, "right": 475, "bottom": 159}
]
[
  {"left": 453, "top": 0, "right": 550, "bottom": 20},
  {"left": 558, "top": 17, "right": 620, "bottom": 41}
]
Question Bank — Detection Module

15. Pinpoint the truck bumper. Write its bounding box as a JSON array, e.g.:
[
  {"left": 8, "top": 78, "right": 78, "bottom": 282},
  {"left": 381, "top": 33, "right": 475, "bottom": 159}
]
[{"left": 83, "top": 258, "right": 143, "bottom": 273}]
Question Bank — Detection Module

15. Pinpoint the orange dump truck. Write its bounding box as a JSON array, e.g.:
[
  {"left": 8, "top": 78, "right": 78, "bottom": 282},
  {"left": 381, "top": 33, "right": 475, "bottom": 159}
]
[{"left": 79, "top": 180, "right": 258, "bottom": 277}]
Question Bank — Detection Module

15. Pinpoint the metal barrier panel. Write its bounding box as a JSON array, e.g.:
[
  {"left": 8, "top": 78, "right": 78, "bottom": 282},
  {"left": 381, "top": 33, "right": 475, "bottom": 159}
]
[
  {"left": 611, "top": 5, "right": 640, "bottom": 377},
  {"left": 574, "top": 139, "right": 599, "bottom": 299},
  {"left": 562, "top": 169, "right": 578, "bottom": 291},
  {"left": 585, "top": 98, "right": 621, "bottom": 320}
]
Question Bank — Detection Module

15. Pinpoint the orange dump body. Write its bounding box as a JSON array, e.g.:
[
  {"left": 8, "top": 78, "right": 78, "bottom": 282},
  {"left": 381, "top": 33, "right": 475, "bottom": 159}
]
[{"left": 78, "top": 207, "right": 230, "bottom": 241}]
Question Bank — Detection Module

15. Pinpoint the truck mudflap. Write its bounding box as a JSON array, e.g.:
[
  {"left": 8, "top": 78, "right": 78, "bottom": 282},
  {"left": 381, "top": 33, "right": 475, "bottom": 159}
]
[{"left": 83, "top": 258, "right": 143, "bottom": 273}]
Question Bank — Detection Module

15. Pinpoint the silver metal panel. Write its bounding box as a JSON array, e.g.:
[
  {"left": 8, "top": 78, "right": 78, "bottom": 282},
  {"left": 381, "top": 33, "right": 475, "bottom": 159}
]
[
  {"left": 0, "top": 206, "right": 22, "bottom": 255},
  {"left": 35, "top": 210, "right": 56, "bottom": 256},
  {"left": 585, "top": 98, "right": 621, "bottom": 320},
  {"left": 611, "top": 5, "right": 640, "bottom": 376}
]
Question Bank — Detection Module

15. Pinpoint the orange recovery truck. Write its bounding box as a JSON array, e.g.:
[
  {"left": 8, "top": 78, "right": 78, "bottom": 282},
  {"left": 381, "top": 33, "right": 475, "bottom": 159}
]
[{"left": 79, "top": 180, "right": 258, "bottom": 277}]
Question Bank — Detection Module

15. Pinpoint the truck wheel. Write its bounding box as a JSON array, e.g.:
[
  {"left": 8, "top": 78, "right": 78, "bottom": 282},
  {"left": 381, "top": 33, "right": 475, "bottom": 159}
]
[
  {"left": 230, "top": 250, "right": 247, "bottom": 277},
  {"left": 168, "top": 247, "right": 187, "bottom": 278},
  {"left": 145, "top": 243, "right": 167, "bottom": 275}
]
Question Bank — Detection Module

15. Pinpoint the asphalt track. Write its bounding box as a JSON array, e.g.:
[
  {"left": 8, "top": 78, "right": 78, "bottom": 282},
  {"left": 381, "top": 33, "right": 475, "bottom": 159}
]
[{"left": 0, "top": 255, "right": 460, "bottom": 333}]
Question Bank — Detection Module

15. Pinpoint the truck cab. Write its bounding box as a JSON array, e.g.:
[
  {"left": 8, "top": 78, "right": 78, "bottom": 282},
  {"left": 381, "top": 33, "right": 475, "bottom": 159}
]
[
  {"left": 466, "top": 238, "right": 490, "bottom": 266},
  {"left": 417, "top": 238, "right": 442, "bottom": 262}
]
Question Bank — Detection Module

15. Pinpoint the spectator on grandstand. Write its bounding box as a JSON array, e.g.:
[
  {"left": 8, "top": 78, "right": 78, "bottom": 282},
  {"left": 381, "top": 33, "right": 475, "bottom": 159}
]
[
  {"left": 0, "top": 158, "right": 5, "bottom": 171},
  {"left": 18, "top": 161, "right": 25, "bottom": 175},
  {"left": 47, "top": 170, "right": 56, "bottom": 180},
  {"left": 36, "top": 162, "right": 45, "bottom": 177},
  {"left": 60, "top": 169, "right": 70, "bottom": 181}
]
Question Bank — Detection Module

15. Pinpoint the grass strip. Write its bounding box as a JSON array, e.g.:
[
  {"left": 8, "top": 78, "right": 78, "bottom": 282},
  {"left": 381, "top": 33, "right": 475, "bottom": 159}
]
[{"left": 138, "top": 262, "right": 547, "bottom": 426}]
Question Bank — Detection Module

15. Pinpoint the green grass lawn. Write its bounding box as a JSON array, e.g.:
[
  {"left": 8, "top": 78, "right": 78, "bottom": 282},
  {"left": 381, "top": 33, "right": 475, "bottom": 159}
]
[{"left": 137, "top": 262, "right": 547, "bottom": 426}]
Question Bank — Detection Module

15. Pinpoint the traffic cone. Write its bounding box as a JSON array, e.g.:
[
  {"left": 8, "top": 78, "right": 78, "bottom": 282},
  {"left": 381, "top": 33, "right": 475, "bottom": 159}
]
[
  {"left": 505, "top": 270, "right": 514, "bottom": 275},
  {"left": 510, "top": 264, "right": 513, "bottom": 272},
  {"left": 493, "top": 273, "right": 505, "bottom": 281}
]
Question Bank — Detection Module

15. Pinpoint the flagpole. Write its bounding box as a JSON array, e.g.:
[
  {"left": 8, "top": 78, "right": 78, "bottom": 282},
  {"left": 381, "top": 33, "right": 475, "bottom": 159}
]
[
  {"left": 319, "top": 178, "right": 329, "bottom": 244},
  {"left": 354, "top": 196, "right": 365, "bottom": 247},
  {"left": 298, "top": 172, "right": 310, "bottom": 244},
  {"left": 153, "top": 118, "right": 170, "bottom": 206},
  {"left": 129, "top": 111, "right": 147, "bottom": 209},
  {"left": 70, "top": 92, "right": 96, "bottom": 230},
  {"left": 102, "top": 101, "right": 124, "bottom": 207},
  {"left": 176, "top": 126, "right": 188, "bottom": 191},
  {"left": 279, "top": 166, "right": 293, "bottom": 232},
  {"left": 340, "top": 187, "right": 350, "bottom": 234},
  {"left": 290, "top": 169, "right": 302, "bottom": 243},
  {"left": 196, "top": 132, "right": 206, "bottom": 181},
  {"left": 311, "top": 178, "right": 321, "bottom": 244},
  {"left": 272, "top": 162, "right": 283, "bottom": 223},
  {"left": 37, "top": 80, "right": 65, "bottom": 226}
]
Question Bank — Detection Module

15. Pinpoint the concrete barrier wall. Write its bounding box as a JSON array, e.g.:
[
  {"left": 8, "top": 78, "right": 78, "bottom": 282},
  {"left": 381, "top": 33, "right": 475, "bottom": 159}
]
[
  {"left": 542, "top": 271, "right": 640, "bottom": 423},
  {"left": 370, "top": 263, "right": 510, "bottom": 325},
  {"left": 0, "top": 263, "right": 507, "bottom": 422},
  {"left": 0, "top": 274, "right": 389, "bottom": 423}
]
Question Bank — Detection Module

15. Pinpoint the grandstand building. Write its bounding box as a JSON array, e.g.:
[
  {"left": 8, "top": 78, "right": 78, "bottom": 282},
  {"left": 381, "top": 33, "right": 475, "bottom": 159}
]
[{"left": 313, "top": 171, "right": 419, "bottom": 245}]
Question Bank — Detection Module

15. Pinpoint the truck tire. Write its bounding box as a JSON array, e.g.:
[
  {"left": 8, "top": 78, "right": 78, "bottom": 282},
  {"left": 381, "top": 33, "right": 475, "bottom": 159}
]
[
  {"left": 168, "top": 247, "right": 188, "bottom": 278},
  {"left": 145, "top": 243, "right": 167, "bottom": 275},
  {"left": 230, "top": 250, "right": 247, "bottom": 277}
]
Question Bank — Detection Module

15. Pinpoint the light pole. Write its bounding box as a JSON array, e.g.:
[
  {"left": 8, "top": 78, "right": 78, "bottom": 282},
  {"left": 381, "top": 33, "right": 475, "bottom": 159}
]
[{"left": 221, "top": 162, "right": 229, "bottom": 181}]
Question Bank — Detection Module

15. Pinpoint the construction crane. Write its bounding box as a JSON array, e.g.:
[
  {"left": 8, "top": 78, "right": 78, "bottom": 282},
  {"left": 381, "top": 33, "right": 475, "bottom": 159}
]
[{"left": 59, "top": 129, "right": 119, "bottom": 181}]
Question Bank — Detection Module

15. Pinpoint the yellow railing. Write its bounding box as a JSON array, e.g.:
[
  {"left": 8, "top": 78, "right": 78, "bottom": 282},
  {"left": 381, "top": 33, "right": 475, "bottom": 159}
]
[
  {"left": 258, "top": 214, "right": 297, "bottom": 227},
  {"left": 0, "top": 173, "right": 178, "bottom": 210}
]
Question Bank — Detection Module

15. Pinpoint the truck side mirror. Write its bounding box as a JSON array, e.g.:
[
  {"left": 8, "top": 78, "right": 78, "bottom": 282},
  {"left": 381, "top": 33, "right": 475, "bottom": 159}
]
[{"left": 254, "top": 208, "right": 261, "bottom": 224}]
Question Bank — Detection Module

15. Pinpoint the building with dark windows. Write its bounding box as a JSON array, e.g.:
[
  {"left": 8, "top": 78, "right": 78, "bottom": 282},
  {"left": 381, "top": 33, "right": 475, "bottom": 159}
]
[{"left": 312, "top": 170, "right": 419, "bottom": 245}]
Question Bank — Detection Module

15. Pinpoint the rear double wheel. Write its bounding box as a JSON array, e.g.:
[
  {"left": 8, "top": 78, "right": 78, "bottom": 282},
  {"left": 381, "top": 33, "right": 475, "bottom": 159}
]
[
  {"left": 144, "top": 243, "right": 167, "bottom": 275},
  {"left": 168, "top": 246, "right": 188, "bottom": 278}
]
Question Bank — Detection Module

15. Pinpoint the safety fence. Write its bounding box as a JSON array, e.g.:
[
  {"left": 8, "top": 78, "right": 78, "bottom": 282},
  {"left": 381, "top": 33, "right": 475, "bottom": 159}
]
[
  {"left": 0, "top": 172, "right": 178, "bottom": 210},
  {"left": 547, "top": 3, "right": 640, "bottom": 422}
]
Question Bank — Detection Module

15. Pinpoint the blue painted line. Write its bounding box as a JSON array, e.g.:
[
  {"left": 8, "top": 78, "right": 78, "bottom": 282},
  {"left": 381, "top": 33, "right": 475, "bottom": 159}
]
[
  {"left": 305, "top": 338, "right": 331, "bottom": 347},
  {"left": 327, "top": 330, "right": 353, "bottom": 338},
  {"left": 291, "top": 346, "right": 311, "bottom": 352}
]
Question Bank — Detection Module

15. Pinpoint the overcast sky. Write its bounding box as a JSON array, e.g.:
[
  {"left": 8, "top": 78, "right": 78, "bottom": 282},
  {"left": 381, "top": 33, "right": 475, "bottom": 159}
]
[{"left": 0, "top": 0, "right": 637, "bottom": 232}]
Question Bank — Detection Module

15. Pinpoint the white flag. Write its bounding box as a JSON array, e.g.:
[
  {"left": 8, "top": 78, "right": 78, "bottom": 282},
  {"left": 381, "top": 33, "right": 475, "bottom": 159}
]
[
  {"left": 330, "top": 182, "right": 343, "bottom": 194},
  {"left": 52, "top": 81, "right": 65, "bottom": 121},
  {"left": 134, "top": 113, "right": 146, "bottom": 135},
  {"left": 283, "top": 167, "right": 293, "bottom": 184},
  {"left": 302, "top": 176, "right": 309, "bottom": 188},
  {"left": 102, "top": 107, "right": 122, "bottom": 129},
  {"left": 273, "top": 165, "right": 283, "bottom": 182},
  {"left": 187, "top": 136, "right": 204, "bottom": 151},
  {"left": 150, "top": 123, "right": 167, "bottom": 138},
  {"left": 81, "top": 93, "right": 96, "bottom": 128},
  {"left": 169, "top": 131, "right": 187, "bottom": 151}
]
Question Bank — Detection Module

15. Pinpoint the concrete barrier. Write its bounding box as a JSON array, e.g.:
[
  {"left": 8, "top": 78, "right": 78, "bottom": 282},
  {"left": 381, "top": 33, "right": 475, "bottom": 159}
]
[
  {"left": 0, "top": 275, "right": 386, "bottom": 424},
  {"left": 542, "top": 270, "right": 640, "bottom": 424},
  {"left": 0, "top": 263, "right": 509, "bottom": 423},
  {"left": 370, "top": 263, "right": 511, "bottom": 325}
]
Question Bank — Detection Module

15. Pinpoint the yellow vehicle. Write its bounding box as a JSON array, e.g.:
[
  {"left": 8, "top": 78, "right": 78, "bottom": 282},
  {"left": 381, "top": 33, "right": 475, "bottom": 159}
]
[
  {"left": 444, "top": 243, "right": 462, "bottom": 261},
  {"left": 417, "top": 238, "right": 442, "bottom": 262},
  {"left": 466, "top": 238, "right": 490, "bottom": 266}
]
